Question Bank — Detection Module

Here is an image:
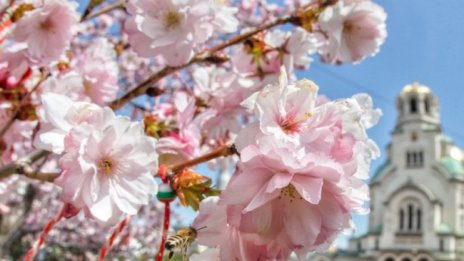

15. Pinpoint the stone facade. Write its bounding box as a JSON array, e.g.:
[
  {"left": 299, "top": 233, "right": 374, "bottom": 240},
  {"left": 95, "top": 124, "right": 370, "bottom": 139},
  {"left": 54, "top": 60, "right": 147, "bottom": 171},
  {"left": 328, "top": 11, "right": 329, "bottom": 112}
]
[{"left": 311, "top": 83, "right": 464, "bottom": 261}]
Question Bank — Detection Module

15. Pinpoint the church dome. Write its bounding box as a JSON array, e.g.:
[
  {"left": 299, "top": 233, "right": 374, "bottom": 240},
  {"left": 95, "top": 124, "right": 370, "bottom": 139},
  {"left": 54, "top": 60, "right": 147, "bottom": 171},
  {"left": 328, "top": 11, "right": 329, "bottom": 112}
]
[
  {"left": 394, "top": 82, "right": 440, "bottom": 133},
  {"left": 401, "top": 82, "right": 431, "bottom": 95}
]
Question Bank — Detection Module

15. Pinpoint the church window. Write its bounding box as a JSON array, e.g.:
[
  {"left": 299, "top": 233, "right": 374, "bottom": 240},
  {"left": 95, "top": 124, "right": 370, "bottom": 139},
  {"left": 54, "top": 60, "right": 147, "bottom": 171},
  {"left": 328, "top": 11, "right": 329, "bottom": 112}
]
[
  {"left": 424, "top": 98, "right": 430, "bottom": 114},
  {"left": 406, "top": 151, "right": 424, "bottom": 168},
  {"left": 410, "top": 97, "right": 418, "bottom": 113},
  {"left": 399, "top": 200, "right": 422, "bottom": 233},
  {"left": 408, "top": 204, "right": 414, "bottom": 230}
]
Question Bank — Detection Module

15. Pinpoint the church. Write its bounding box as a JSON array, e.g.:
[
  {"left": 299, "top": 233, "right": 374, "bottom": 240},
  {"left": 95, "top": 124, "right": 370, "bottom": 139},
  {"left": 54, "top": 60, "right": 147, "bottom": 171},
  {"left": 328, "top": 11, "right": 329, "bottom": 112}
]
[{"left": 311, "top": 83, "right": 464, "bottom": 261}]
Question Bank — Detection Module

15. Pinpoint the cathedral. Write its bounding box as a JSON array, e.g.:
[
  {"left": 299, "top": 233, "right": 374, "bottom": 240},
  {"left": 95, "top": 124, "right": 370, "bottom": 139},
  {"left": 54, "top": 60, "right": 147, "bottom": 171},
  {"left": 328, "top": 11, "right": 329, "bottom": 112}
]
[{"left": 311, "top": 83, "right": 464, "bottom": 261}]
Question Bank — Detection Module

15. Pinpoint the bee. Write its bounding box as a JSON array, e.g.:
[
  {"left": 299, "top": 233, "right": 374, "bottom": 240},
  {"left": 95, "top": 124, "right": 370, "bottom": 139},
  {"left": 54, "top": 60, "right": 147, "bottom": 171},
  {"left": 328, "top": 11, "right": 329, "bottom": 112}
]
[{"left": 165, "top": 226, "right": 206, "bottom": 261}]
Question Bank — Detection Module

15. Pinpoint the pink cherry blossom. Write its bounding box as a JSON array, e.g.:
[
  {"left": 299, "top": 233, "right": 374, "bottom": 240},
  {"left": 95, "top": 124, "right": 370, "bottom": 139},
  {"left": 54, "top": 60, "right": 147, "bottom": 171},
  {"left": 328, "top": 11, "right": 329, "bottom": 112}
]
[
  {"left": 10, "top": 0, "right": 80, "bottom": 64},
  {"left": 156, "top": 92, "right": 201, "bottom": 164},
  {"left": 73, "top": 38, "right": 119, "bottom": 105},
  {"left": 232, "top": 29, "right": 320, "bottom": 83},
  {"left": 238, "top": 67, "right": 319, "bottom": 146},
  {"left": 34, "top": 93, "right": 110, "bottom": 153},
  {"left": 199, "top": 68, "right": 382, "bottom": 259},
  {"left": 0, "top": 44, "right": 31, "bottom": 89},
  {"left": 34, "top": 93, "right": 158, "bottom": 226},
  {"left": 193, "top": 197, "right": 273, "bottom": 261},
  {"left": 193, "top": 66, "right": 256, "bottom": 139},
  {"left": 318, "top": 0, "right": 387, "bottom": 63},
  {"left": 125, "top": 0, "right": 237, "bottom": 66}
]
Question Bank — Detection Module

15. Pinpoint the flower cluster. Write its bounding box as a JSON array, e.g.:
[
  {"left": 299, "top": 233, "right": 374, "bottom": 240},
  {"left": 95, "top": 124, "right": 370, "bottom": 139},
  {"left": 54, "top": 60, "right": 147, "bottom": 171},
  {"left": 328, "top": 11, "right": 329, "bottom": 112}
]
[
  {"left": 125, "top": 0, "right": 239, "bottom": 66},
  {"left": 193, "top": 68, "right": 381, "bottom": 259},
  {"left": 40, "top": 37, "right": 119, "bottom": 105},
  {"left": 10, "top": 0, "right": 79, "bottom": 65},
  {"left": 0, "top": 0, "right": 388, "bottom": 259},
  {"left": 34, "top": 93, "right": 158, "bottom": 226}
]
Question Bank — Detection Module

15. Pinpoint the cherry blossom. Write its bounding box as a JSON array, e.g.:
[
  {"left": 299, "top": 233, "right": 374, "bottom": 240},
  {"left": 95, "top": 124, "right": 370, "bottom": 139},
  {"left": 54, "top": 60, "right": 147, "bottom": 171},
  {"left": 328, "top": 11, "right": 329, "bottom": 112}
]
[
  {"left": 156, "top": 92, "right": 201, "bottom": 164},
  {"left": 73, "top": 38, "right": 119, "bottom": 105},
  {"left": 10, "top": 0, "right": 80, "bottom": 64},
  {"left": 125, "top": 0, "right": 238, "bottom": 66},
  {"left": 318, "top": 0, "right": 387, "bottom": 63},
  {"left": 192, "top": 68, "right": 381, "bottom": 259},
  {"left": 34, "top": 93, "right": 158, "bottom": 225},
  {"left": 0, "top": 44, "right": 31, "bottom": 89},
  {"left": 0, "top": 0, "right": 389, "bottom": 259}
]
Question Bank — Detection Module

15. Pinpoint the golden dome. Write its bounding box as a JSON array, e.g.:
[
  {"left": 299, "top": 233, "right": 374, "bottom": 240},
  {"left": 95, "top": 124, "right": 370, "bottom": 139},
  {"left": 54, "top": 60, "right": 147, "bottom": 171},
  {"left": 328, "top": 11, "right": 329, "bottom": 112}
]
[{"left": 402, "top": 82, "right": 431, "bottom": 94}]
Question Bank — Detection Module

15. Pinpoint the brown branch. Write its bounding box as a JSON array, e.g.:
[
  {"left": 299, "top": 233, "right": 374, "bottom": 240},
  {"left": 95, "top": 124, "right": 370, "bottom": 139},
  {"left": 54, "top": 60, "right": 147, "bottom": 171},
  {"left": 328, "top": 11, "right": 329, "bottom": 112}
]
[
  {"left": 0, "top": 149, "right": 49, "bottom": 180},
  {"left": 23, "top": 171, "right": 59, "bottom": 182},
  {"left": 108, "top": 15, "right": 295, "bottom": 111},
  {"left": 81, "top": 0, "right": 126, "bottom": 22},
  {"left": 164, "top": 144, "right": 238, "bottom": 175}
]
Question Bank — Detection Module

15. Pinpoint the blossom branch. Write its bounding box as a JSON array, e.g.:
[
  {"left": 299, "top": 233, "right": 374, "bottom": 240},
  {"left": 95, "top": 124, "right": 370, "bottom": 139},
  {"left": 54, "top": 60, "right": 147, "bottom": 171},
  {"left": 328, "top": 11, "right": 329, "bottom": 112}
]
[
  {"left": 164, "top": 144, "right": 238, "bottom": 175},
  {"left": 108, "top": 15, "right": 296, "bottom": 110},
  {"left": 0, "top": 149, "right": 50, "bottom": 180},
  {"left": 81, "top": 0, "right": 126, "bottom": 22}
]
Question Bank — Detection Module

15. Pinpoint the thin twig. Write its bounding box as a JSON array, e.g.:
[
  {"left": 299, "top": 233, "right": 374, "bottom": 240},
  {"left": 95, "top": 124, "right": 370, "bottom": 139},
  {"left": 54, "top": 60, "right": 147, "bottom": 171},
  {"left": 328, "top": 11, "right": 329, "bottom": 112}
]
[{"left": 82, "top": 0, "right": 126, "bottom": 22}]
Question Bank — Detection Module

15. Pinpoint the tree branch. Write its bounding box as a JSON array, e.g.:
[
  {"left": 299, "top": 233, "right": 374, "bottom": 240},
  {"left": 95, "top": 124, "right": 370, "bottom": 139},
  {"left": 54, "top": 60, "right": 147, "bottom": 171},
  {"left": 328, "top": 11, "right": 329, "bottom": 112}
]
[
  {"left": 164, "top": 144, "right": 238, "bottom": 175},
  {"left": 0, "top": 149, "right": 49, "bottom": 180},
  {"left": 108, "top": 15, "right": 295, "bottom": 110},
  {"left": 81, "top": 0, "right": 126, "bottom": 22}
]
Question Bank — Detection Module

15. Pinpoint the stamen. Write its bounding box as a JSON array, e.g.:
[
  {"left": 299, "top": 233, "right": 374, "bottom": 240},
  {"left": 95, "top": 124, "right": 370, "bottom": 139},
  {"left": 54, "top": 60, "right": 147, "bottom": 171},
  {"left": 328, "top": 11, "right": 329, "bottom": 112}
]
[
  {"left": 40, "top": 19, "right": 53, "bottom": 31},
  {"left": 164, "top": 11, "right": 181, "bottom": 29},
  {"left": 279, "top": 112, "right": 312, "bottom": 134},
  {"left": 278, "top": 184, "right": 303, "bottom": 202},
  {"left": 99, "top": 159, "right": 113, "bottom": 175}
]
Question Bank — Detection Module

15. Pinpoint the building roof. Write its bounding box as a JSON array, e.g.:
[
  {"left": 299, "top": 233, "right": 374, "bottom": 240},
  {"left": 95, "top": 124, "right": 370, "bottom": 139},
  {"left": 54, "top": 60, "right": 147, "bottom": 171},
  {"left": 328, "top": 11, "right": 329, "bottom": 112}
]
[
  {"left": 440, "top": 156, "right": 464, "bottom": 177},
  {"left": 401, "top": 82, "right": 431, "bottom": 94},
  {"left": 371, "top": 160, "right": 390, "bottom": 182}
]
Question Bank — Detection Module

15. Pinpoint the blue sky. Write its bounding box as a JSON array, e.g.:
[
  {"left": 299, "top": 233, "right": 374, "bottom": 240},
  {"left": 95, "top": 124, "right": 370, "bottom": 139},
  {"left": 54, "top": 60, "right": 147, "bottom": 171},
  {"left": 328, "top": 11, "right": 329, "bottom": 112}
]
[
  {"left": 76, "top": 0, "right": 464, "bottom": 249},
  {"left": 302, "top": 0, "right": 464, "bottom": 247}
]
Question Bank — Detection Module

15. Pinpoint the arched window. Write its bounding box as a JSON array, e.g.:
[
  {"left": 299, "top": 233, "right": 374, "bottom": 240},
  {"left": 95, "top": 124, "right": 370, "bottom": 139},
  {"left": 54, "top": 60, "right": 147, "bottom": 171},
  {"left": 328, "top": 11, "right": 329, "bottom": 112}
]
[
  {"left": 408, "top": 204, "right": 414, "bottom": 230},
  {"left": 402, "top": 258, "right": 412, "bottom": 261},
  {"left": 385, "top": 258, "right": 394, "bottom": 261},
  {"left": 419, "top": 258, "right": 430, "bottom": 261},
  {"left": 410, "top": 97, "right": 418, "bottom": 113},
  {"left": 398, "top": 198, "right": 422, "bottom": 233}
]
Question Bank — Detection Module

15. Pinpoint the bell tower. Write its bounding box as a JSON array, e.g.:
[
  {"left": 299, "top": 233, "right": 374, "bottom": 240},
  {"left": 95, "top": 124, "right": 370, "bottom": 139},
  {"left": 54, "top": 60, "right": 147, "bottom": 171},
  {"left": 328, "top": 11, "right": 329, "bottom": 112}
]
[{"left": 394, "top": 82, "right": 440, "bottom": 134}]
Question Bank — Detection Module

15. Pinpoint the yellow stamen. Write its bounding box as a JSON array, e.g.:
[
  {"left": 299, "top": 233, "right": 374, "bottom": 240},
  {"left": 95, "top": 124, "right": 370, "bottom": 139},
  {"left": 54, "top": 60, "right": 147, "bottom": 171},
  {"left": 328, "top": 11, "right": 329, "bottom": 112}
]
[
  {"left": 164, "top": 11, "right": 181, "bottom": 29},
  {"left": 279, "top": 184, "right": 303, "bottom": 202},
  {"left": 98, "top": 159, "right": 113, "bottom": 175}
]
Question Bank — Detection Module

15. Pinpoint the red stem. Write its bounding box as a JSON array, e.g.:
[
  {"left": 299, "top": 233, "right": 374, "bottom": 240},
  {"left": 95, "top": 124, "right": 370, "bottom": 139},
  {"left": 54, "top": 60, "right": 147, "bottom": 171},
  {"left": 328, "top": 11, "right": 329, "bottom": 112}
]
[{"left": 155, "top": 202, "right": 171, "bottom": 261}]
